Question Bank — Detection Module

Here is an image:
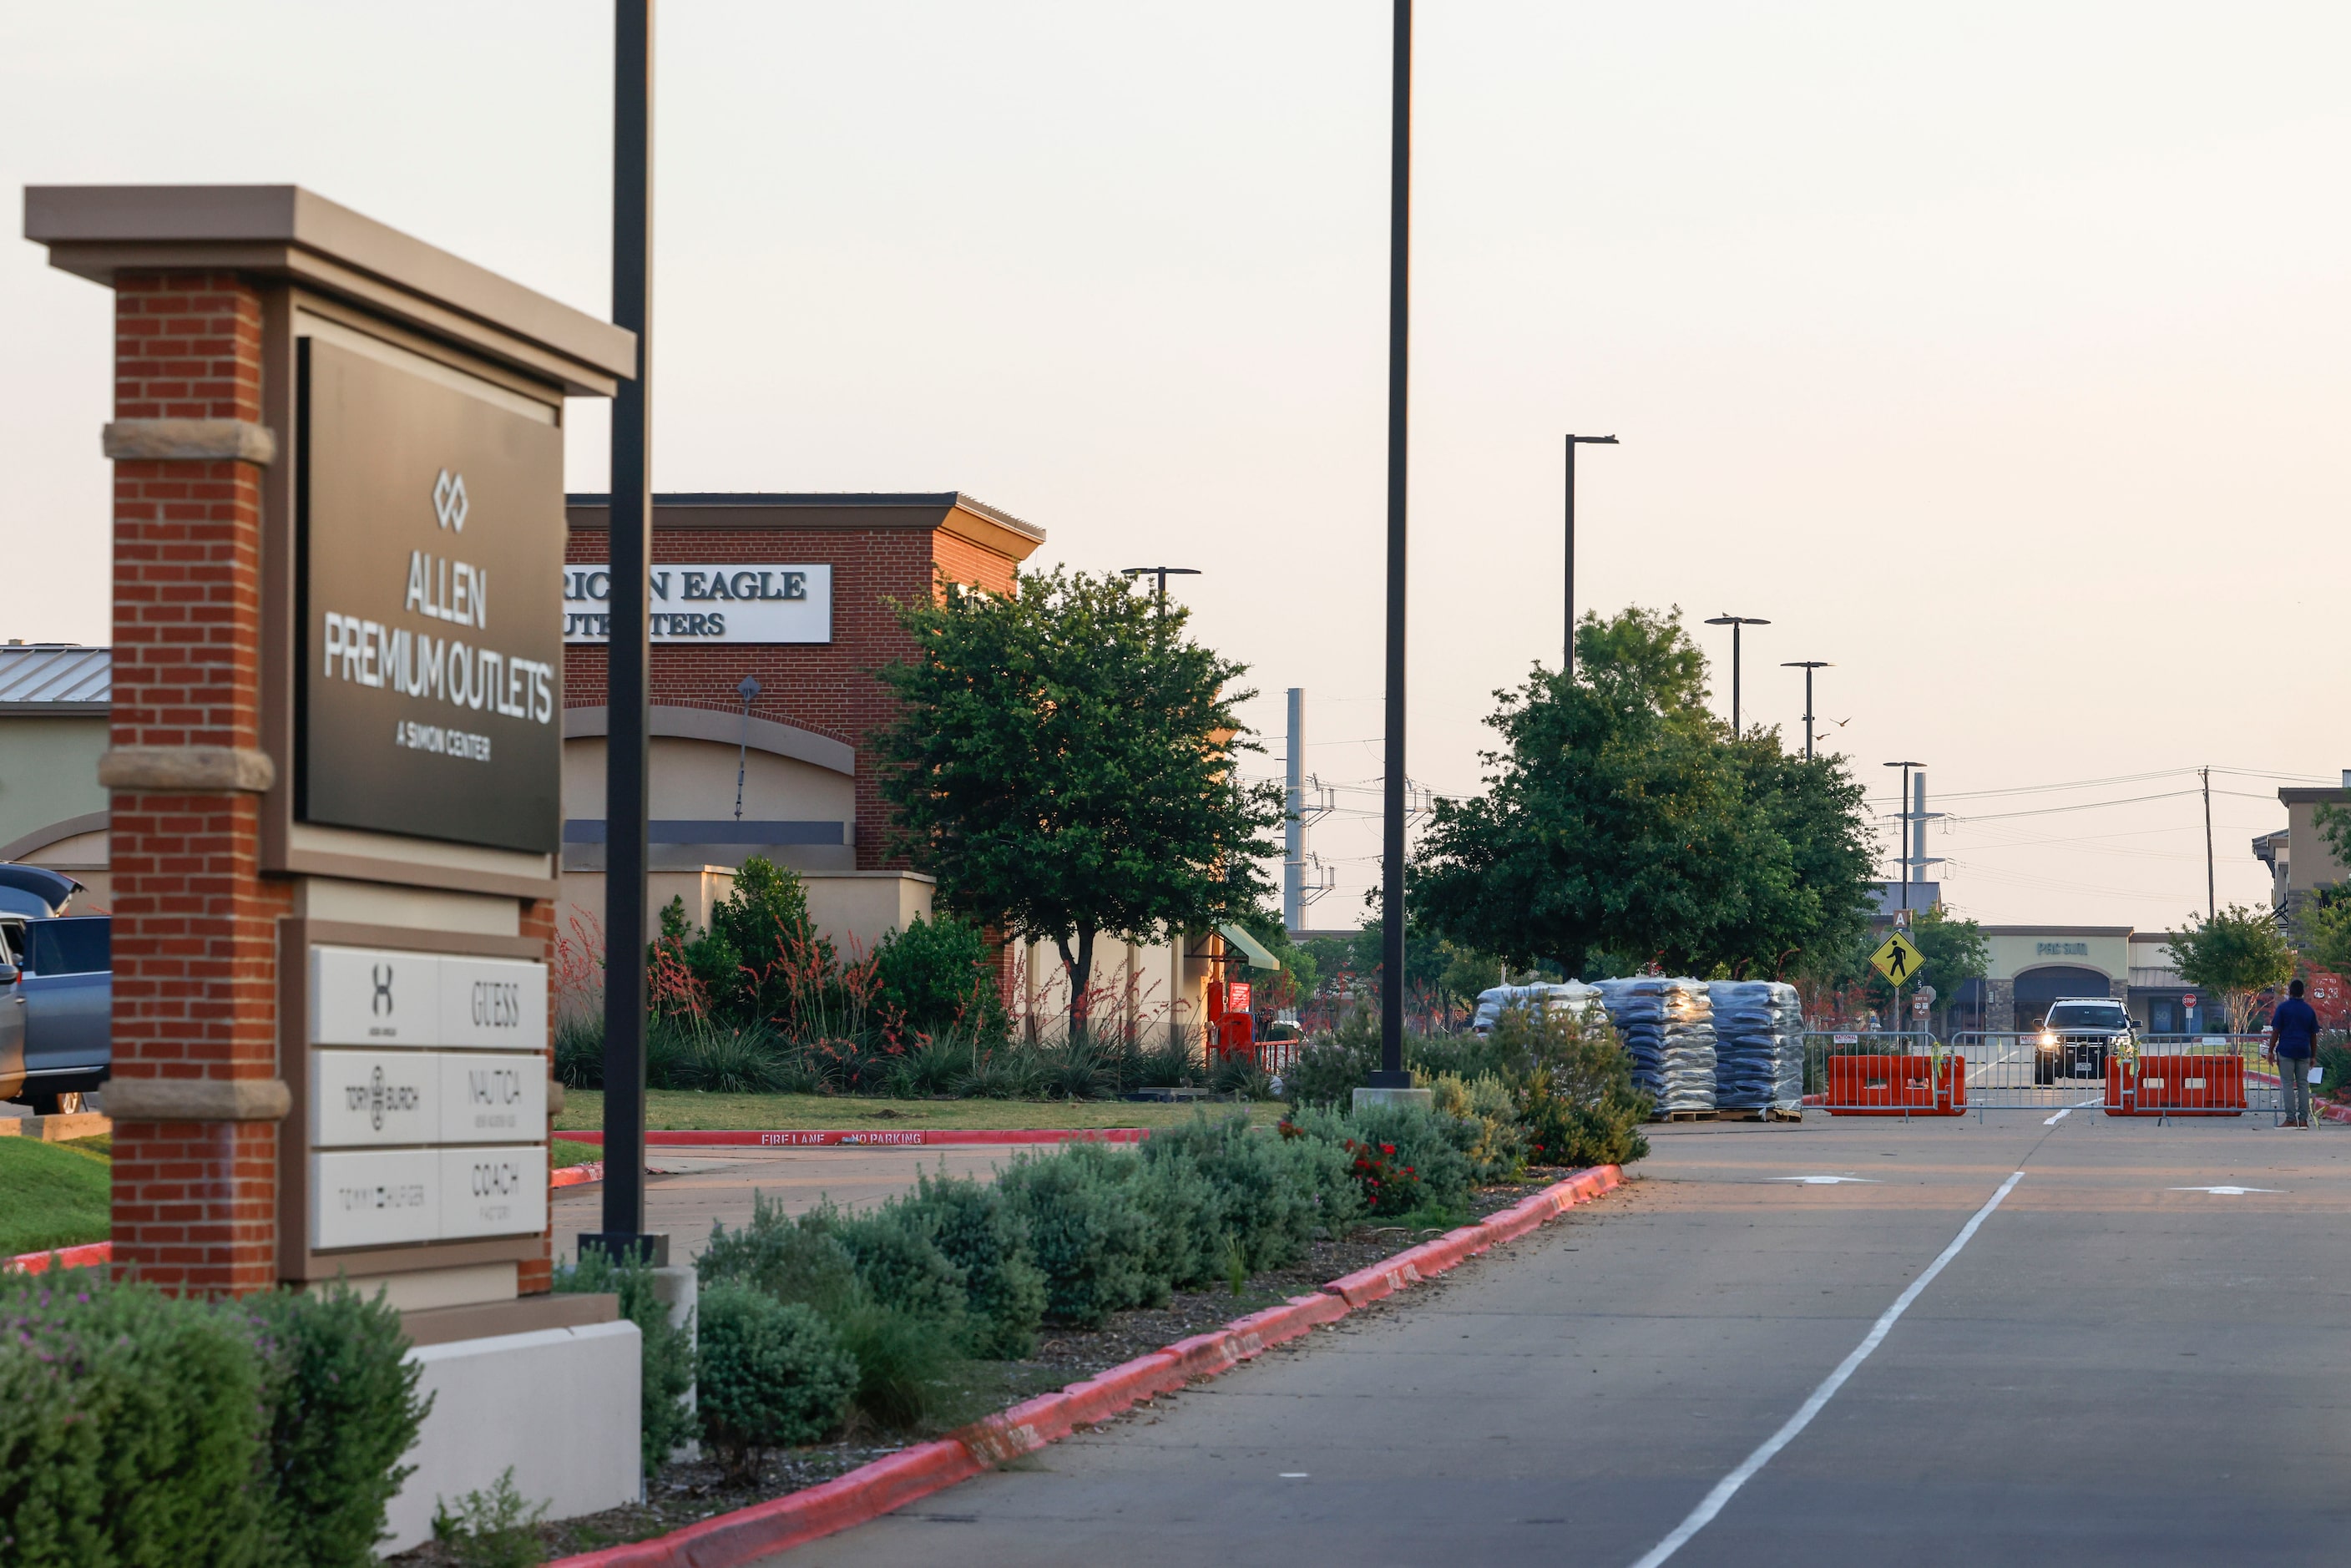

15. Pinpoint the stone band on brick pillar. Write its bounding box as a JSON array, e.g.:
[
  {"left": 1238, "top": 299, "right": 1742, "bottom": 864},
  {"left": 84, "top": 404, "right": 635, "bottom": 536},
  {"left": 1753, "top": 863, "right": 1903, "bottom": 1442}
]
[{"left": 103, "top": 271, "right": 294, "bottom": 1297}]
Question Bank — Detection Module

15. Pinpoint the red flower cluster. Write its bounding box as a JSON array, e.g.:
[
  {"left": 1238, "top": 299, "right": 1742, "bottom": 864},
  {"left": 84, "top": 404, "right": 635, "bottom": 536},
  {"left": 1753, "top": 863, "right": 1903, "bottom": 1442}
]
[{"left": 1340, "top": 1136, "right": 1422, "bottom": 1216}]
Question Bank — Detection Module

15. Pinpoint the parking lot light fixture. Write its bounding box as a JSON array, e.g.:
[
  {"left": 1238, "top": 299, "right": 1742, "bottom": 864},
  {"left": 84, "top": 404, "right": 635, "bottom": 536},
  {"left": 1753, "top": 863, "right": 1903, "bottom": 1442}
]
[{"left": 1703, "top": 615, "right": 1770, "bottom": 734}]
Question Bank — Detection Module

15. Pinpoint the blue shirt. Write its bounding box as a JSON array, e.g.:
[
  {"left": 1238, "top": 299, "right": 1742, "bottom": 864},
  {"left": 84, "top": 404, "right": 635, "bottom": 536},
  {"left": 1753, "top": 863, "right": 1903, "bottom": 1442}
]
[{"left": 2270, "top": 995, "right": 2319, "bottom": 1058}]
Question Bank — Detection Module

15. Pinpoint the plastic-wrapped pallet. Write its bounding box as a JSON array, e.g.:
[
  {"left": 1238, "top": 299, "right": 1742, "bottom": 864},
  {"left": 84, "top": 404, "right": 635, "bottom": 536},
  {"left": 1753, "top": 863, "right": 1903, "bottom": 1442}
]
[
  {"left": 1469, "top": 981, "right": 1604, "bottom": 1037},
  {"left": 1706, "top": 979, "right": 1804, "bottom": 1114},
  {"left": 1594, "top": 978, "right": 1716, "bottom": 1116}
]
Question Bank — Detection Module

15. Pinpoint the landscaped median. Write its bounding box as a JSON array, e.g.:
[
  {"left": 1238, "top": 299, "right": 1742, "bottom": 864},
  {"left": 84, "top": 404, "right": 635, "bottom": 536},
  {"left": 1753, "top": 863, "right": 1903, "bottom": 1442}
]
[{"left": 549, "top": 1163, "right": 1623, "bottom": 1568}]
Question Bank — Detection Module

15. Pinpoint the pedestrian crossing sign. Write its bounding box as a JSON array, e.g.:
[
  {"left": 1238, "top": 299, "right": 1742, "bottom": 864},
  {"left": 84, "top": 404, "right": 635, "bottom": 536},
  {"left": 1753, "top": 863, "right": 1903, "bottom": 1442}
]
[{"left": 1871, "top": 933, "right": 1924, "bottom": 985}]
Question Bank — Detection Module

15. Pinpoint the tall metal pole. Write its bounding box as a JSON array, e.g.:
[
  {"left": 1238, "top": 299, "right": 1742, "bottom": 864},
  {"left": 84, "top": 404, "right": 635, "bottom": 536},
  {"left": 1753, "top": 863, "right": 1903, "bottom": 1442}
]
[
  {"left": 1730, "top": 622, "right": 1742, "bottom": 734},
  {"left": 1563, "top": 437, "right": 1575, "bottom": 675},
  {"left": 1284, "top": 687, "right": 1305, "bottom": 932},
  {"left": 1375, "top": 0, "right": 1413, "bottom": 1085},
  {"left": 1707, "top": 614, "right": 1768, "bottom": 736},
  {"left": 1561, "top": 434, "right": 1616, "bottom": 677},
  {"left": 2202, "top": 766, "right": 2215, "bottom": 918},
  {"left": 1783, "top": 661, "right": 1828, "bottom": 761},
  {"left": 597, "top": 0, "right": 658, "bottom": 1261}
]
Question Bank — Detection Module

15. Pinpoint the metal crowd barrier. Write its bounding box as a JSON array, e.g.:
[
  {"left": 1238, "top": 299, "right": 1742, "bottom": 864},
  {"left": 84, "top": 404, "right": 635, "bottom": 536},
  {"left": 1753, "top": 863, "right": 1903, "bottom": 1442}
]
[
  {"left": 1802, "top": 1032, "right": 1966, "bottom": 1117},
  {"left": 1928, "top": 1032, "right": 2280, "bottom": 1118}
]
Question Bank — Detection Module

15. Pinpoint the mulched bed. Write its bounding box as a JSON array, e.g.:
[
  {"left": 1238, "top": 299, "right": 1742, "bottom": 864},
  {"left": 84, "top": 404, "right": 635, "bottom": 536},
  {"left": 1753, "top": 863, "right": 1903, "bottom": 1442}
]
[{"left": 389, "top": 1172, "right": 1580, "bottom": 1564}]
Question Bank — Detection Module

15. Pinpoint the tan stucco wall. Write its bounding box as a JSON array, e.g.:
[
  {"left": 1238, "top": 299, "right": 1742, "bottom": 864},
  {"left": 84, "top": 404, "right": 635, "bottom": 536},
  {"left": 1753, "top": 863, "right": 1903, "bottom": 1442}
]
[
  {"left": 0, "top": 715, "right": 108, "bottom": 854},
  {"left": 2285, "top": 797, "right": 2351, "bottom": 895},
  {"left": 1983, "top": 930, "right": 2129, "bottom": 982},
  {"left": 561, "top": 735, "right": 856, "bottom": 872}
]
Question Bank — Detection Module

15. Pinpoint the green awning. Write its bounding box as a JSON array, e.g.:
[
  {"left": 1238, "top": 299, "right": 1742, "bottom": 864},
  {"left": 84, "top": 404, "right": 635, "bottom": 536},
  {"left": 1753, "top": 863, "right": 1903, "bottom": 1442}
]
[{"left": 1217, "top": 922, "right": 1282, "bottom": 972}]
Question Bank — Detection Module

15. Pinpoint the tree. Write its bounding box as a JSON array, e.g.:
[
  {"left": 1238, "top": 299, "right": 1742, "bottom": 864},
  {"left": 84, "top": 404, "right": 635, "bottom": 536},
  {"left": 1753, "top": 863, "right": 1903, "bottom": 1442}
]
[
  {"left": 1410, "top": 606, "right": 1874, "bottom": 979},
  {"left": 872, "top": 567, "right": 1283, "bottom": 1038},
  {"left": 2172, "top": 903, "right": 2297, "bottom": 1033}
]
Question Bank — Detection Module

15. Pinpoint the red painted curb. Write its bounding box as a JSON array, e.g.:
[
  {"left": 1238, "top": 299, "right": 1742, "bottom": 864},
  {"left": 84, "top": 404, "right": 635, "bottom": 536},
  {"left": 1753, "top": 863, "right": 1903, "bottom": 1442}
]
[
  {"left": 552, "top": 1161, "right": 605, "bottom": 1190},
  {"left": 2322, "top": 1103, "right": 2351, "bottom": 1125},
  {"left": 549, "top": 1163, "right": 1624, "bottom": 1567},
  {"left": 556, "top": 1128, "right": 1149, "bottom": 1150},
  {"left": 5, "top": 1240, "right": 113, "bottom": 1275}
]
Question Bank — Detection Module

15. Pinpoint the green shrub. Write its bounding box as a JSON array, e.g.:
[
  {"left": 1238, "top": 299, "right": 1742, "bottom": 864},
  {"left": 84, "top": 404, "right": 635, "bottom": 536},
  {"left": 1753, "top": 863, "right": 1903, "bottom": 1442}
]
[
  {"left": 1408, "top": 1031, "right": 1511, "bottom": 1084},
  {"left": 999, "top": 1145, "right": 1164, "bottom": 1327},
  {"left": 1140, "top": 1115, "right": 1330, "bottom": 1272},
  {"left": 554, "top": 1014, "right": 604, "bottom": 1089},
  {"left": 1427, "top": 1072, "right": 1531, "bottom": 1183},
  {"left": 873, "top": 914, "right": 1008, "bottom": 1038},
  {"left": 1493, "top": 1004, "right": 1651, "bottom": 1169},
  {"left": 1125, "top": 1143, "right": 1226, "bottom": 1290},
  {"left": 555, "top": 1244, "right": 697, "bottom": 1474},
  {"left": 665, "top": 1019, "right": 790, "bottom": 1094},
  {"left": 245, "top": 1283, "right": 432, "bottom": 1566},
  {"left": 1131, "top": 1035, "right": 1200, "bottom": 1089},
  {"left": 1282, "top": 1023, "right": 1378, "bottom": 1108},
  {"left": 695, "top": 1283, "right": 857, "bottom": 1474},
  {"left": 1282, "top": 1102, "right": 1474, "bottom": 1219},
  {"left": 958, "top": 1046, "right": 1044, "bottom": 1099},
  {"left": 1516, "top": 1070, "right": 1650, "bottom": 1168},
  {"left": 1035, "top": 1039, "right": 1110, "bottom": 1100},
  {"left": 827, "top": 1299, "right": 952, "bottom": 1430},
  {"left": 821, "top": 1203, "right": 968, "bottom": 1339},
  {"left": 903, "top": 1168, "right": 1047, "bottom": 1358},
  {"left": 697, "top": 1192, "right": 861, "bottom": 1315},
  {"left": 430, "top": 1467, "right": 548, "bottom": 1568},
  {"left": 0, "top": 1273, "right": 270, "bottom": 1565}
]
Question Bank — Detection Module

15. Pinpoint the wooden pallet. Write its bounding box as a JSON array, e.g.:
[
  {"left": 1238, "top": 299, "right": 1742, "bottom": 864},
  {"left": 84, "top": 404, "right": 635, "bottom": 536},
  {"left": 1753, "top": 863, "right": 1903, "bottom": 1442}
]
[
  {"left": 1656, "top": 1109, "right": 1716, "bottom": 1122},
  {"left": 1715, "top": 1105, "right": 1805, "bottom": 1123}
]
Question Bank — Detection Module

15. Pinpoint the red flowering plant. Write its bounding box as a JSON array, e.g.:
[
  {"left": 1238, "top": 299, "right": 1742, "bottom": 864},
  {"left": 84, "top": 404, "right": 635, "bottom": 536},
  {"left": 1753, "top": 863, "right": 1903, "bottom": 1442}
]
[{"left": 1341, "top": 1136, "right": 1421, "bottom": 1216}]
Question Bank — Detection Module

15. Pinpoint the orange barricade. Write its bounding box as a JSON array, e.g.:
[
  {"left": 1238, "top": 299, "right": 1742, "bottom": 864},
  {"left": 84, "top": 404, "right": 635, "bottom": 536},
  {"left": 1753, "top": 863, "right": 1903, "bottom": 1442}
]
[
  {"left": 2104, "top": 1055, "right": 2245, "bottom": 1116},
  {"left": 1825, "top": 1054, "right": 1966, "bottom": 1115}
]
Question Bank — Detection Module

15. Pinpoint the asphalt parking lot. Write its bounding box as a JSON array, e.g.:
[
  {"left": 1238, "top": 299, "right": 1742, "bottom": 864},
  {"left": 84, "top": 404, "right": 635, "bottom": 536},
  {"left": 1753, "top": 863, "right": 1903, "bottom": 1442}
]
[{"left": 781, "top": 1110, "right": 2351, "bottom": 1567}]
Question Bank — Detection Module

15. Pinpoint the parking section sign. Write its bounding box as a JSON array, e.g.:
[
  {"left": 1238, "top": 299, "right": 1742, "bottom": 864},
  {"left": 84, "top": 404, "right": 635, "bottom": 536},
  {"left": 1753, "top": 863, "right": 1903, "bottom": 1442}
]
[
  {"left": 562, "top": 563, "right": 832, "bottom": 643},
  {"left": 297, "top": 336, "right": 565, "bottom": 852}
]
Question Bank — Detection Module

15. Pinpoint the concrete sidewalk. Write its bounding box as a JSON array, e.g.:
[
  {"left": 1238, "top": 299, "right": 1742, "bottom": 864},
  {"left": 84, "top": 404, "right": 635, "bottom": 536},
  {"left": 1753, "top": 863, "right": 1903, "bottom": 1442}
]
[{"left": 776, "top": 1112, "right": 2351, "bottom": 1566}]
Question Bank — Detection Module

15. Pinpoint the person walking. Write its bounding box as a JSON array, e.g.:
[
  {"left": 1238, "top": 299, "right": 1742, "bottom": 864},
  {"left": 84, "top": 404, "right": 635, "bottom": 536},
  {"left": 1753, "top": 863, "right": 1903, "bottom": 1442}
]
[{"left": 2267, "top": 978, "right": 2320, "bottom": 1128}]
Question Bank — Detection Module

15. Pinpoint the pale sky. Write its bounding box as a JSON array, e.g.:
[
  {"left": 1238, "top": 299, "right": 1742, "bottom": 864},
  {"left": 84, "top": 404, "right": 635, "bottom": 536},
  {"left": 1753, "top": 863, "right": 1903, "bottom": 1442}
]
[{"left": 5, "top": 2, "right": 2344, "bottom": 934}]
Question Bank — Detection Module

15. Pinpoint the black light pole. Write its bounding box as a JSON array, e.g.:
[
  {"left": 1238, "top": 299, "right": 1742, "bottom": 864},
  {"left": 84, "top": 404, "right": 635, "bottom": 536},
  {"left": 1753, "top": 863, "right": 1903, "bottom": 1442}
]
[
  {"left": 1782, "top": 660, "right": 1829, "bottom": 760},
  {"left": 1373, "top": 0, "right": 1413, "bottom": 1089},
  {"left": 1120, "top": 565, "right": 1200, "bottom": 610},
  {"left": 594, "top": 0, "right": 661, "bottom": 1265},
  {"left": 1883, "top": 760, "right": 1924, "bottom": 917},
  {"left": 1562, "top": 434, "right": 1616, "bottom": 675},
  {"left": 1704, "top": 614, "right": 1769, "bottom": 734}
]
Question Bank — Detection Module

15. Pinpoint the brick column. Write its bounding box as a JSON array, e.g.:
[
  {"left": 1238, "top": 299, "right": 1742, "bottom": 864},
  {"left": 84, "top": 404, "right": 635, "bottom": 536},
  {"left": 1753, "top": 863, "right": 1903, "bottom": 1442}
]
[{"left": 104, "top": 272, "right": 291, "bottom": 1297}]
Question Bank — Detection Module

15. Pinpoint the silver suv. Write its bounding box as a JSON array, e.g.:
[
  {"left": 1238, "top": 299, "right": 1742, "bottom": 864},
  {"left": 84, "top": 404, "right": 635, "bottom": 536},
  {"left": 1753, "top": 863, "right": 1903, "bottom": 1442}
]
[{"left": 2034, "top": 997, "right": 2134, "bottom": 1085}]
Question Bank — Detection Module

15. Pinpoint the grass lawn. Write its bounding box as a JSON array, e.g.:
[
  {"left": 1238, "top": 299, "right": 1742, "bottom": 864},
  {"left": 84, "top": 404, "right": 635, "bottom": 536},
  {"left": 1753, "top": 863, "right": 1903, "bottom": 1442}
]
[
  {"left": 0, "top": 1136, "right": 112, "bottom": 1257},
  {"left": 552, "top": 1137, "right": 604, "bottom": 1168},
  {"left": 557, "top": 1089, "right": 1284, "bottom": 1134}
]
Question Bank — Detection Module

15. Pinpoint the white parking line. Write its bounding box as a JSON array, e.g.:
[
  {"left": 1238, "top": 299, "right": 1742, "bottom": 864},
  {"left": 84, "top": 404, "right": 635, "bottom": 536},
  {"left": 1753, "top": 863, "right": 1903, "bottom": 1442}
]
[
  {"left": 1625, "top": 1171, "right": 2026, "bottom": 1568},
  {"left": 2043, "top": 1097, "right": 2101, "bottom": 1125}
]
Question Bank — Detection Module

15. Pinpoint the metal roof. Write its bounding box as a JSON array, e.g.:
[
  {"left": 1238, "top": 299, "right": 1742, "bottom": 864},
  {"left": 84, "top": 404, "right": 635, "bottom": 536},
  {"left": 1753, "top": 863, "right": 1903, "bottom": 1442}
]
[{"left": 0, "top": 645, "right": 110, "bottom": 713}]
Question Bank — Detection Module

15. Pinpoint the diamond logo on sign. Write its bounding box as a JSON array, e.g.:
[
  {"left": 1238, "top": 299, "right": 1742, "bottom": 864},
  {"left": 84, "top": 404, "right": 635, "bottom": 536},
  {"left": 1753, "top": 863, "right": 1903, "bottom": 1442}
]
[{"left": 432, "top": 468, "right": 468, "bottom": 533}]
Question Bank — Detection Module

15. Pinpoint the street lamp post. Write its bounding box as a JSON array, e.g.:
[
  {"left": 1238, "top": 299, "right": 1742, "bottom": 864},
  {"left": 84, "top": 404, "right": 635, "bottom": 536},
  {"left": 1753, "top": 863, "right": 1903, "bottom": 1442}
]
[
  {"left": 1120, "top": 565, "right": 1201, "bottom": 609},
  {"left": 594, "top": 0, "right": 661, "bottom": 1266},
  {"left": 1704, "top": 615, "right": 1770, "bottom": 735},
  {"left": 1781, "top": 660, "right": 1830, "bottom": 760},
  {"left": 1562, "top": 434, "right": 1617, "bottom": 675},
  {"left": 1373, "top": 0, "right": 1413, "bottom": 1090}
]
